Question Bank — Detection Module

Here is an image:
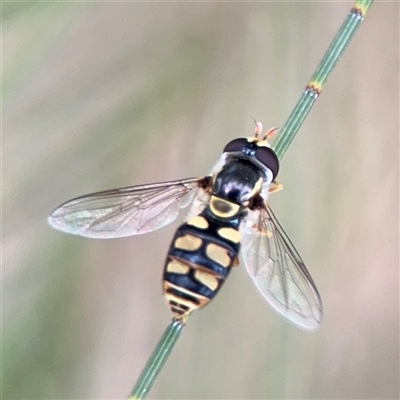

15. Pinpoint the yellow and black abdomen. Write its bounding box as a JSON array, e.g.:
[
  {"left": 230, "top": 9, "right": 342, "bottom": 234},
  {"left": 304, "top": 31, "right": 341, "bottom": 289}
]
[{"left": 163, "top": 210, "right": 241, "bottom": 319}]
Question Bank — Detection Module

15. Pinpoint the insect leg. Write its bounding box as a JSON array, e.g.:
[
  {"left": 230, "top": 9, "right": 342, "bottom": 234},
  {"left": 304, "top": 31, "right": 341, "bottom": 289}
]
[{"left": 268, "top": 180, "right": 283, "bottom": 193}]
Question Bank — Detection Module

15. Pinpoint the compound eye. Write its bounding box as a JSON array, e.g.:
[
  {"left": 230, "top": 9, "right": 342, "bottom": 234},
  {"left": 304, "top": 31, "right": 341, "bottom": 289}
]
[
  {"left": 223, "top": 138, "right": 248, "bottom": 153},
  {"left": 255, "top": 147, "right": 280, "bottom": 179}
]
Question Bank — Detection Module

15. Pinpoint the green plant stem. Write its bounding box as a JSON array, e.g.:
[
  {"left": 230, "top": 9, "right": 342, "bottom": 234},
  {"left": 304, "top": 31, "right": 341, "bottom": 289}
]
[
  {"left": 273, "top": 0, "right": 374, "bottom": 159},
  {"left": 128, "top": 318, "right": 186, "bottom": 399},
  {"left": 127, "top": 1, "right": 374, "bottom": 398}
]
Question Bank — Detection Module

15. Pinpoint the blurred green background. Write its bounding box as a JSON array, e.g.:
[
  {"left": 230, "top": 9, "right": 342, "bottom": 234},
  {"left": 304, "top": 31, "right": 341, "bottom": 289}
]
[{"left": 4, "top": 2, "right": 399, "bottom": 399}]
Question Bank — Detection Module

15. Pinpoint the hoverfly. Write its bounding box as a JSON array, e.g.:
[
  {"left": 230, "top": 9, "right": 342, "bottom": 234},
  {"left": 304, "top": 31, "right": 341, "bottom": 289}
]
[{"left": 48, "top": 123, "right": 322, "bottom": 330}]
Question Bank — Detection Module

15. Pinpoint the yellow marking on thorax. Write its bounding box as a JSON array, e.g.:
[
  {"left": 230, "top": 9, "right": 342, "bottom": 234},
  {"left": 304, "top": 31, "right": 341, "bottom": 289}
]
[
  {"left": 186, "top": 215, "right": 209, "bottom": 229},
  {"left": 174, "top": 234, "right": 202, "bottom": 251},
  {"left": 218, "top": 227, "right": 240, "bottom": 243},
  {"left": 246, "top": 177, "right": 263, "bottom": 200},
  {"left": 206, "top": 243, "right": 231, "bottom": 268},
  {"left": 194, "top": 269, "right": 219, "bottom": 291},
  {"left": 209, "top": 196, "right": 240, "bottom": 219},
  {"left": 166, "top": 258, "right": 190, "bottom": 274}
]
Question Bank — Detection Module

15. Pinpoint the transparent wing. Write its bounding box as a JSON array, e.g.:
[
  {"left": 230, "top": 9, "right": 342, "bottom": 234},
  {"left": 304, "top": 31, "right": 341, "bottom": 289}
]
[
  {"left": 241, "top": 204, "right": 322, "bottom": 330},
  {"left": 48, "top": 178, "right": 203, "bottom": 238}
]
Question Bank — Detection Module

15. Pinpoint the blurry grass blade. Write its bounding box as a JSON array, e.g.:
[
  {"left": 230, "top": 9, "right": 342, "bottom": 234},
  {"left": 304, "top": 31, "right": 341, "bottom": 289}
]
[{"left": 273, "top": 0, "right": 374, "bottom": 159}]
